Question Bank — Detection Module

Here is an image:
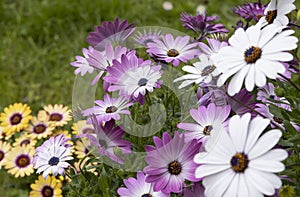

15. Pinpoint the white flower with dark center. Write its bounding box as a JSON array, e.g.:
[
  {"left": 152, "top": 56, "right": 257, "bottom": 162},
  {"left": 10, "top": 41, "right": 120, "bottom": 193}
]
[
  {"left": 212, "top": 24, "right": 298, "bottom": 96},
  {"left": 194, "top": 113, "right": 288, "bottom": 197},
  {"left": 174, "top": 54, "right": 219, "bottom": 88},
  {"left": 258, "top": 0, "right": 296, "bottom": 27}
]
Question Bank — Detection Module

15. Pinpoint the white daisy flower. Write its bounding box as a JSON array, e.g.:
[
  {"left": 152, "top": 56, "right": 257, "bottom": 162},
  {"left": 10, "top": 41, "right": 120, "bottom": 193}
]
[
  {"left": 174, "top": 54, "right": 219, "bottom": 88},
  {"left": 194, "top": 113, "right": 288, "bottom": 197},
  {"left": 258, "top": 0, "right": 296, "bottom": 27},
  {"left": 212, "top": 24, "right": 298, "bottom": 96}
]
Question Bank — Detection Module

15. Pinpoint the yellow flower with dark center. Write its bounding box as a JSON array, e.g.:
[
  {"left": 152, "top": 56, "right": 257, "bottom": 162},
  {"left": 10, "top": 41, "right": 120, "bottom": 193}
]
[
  {"left": 26, "top": 117, "right": 55, "bottom": 139},
  {"left": 43, "top": 104, "right": 72, "bottom": 127},
  {"left": 12, "top": 132, "right": 37, "bottom": 147},
  {"left": 30, "top": 175, "right": 62, "bottom": 197},
  {"left": 0, "top": 103, "right": 32, "bottom": 136},
  {"left": 71, "top": 120, "right": 94, "bottom": 145},
  {"left": 4, "top": 145, "right": 35, "bottom": 177},
  {"left": 0, "top": 141, "right": 11, "bottom": 169}
]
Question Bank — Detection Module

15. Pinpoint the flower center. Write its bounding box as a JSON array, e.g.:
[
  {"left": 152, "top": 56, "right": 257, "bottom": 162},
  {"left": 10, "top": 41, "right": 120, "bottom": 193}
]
[
  {"left": 83, "top": 128, "right": 95, "bottom": 134},
  {"left": 20, "top": 139, "right": 31, "bottom": 146},
  {"left": 203, "top": 125, "right": 213, "bottom": 136},
  {"left": 48, "top": 156, "right": 59, "bottom": 166},
  {"left": 168, "top": 160, "right": 182, "bottom": 175},
  {"left": 16, "top": 154, "right": 30, "bottom": 168},
  {"left": 34, "top": 124, "right": 47, "bottom": 134},
  {"left": 49, "top": 113, "right": 62, "bottom": 121},
  {"left": 141, "top": 194, "right": 153, "bottom": 197},
  {"left": 138, "top": 78, "right": 148, "bottom": 86},
  {"left": 167, "top": 49, "right": 179, "bottom": 57},
  {"left": 265, "top": 10, "right": 277, "bottom": 24},
  {"left": 273, "top": 116, "right": 283, "bottom": 124},
  {"left": 105, "top": 106, "right": 118, "bottom": 113},
  {"left": 201, "top": 65, "right": 216, "bottom": 76},
  {"left": 10, "top": 113, "right": 22, "bottom": 125},
  {"left": 244, "top": 46, "right": 262, "bottom": 63},
  {"left": 41, "top": 186, "right": 54, "bottom": 197},
  {"left": 230, "top": 152, "right": 249, "bottom": 173},
  {"left": 99, "top": 139, "right": 108, "bottom": 149},
  {"left": 0, "top": 150, "right": 4, "bottom": 161}
]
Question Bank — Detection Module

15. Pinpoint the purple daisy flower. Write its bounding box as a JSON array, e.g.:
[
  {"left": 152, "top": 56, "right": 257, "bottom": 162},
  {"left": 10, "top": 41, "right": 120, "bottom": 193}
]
[
  {"left": 70, "top": 46, "right": 95, "bottom": 76},
  {"left": 81, "top": 115, "right": 132, "bottom": 164},
  {"left": 198, "top": 38, "right": 228, "bottom": 58},
  {"left": 133, "top": 28, "right": 162, "bottom": 46},
  {"left": 117, "top": 171, "right": 169, "bottom": 197},
  {"left": 177, "top": 103, "right": 230, "bottom": 146},
  {"left": 86, "top": 18, "right": 135, "bottom": 50},
  {"left": 87, "top": 43, "right": 129, "bottom": 85},
  {"left": 233, "top": 2, "right": 267, "bottom": 22},
  {"left": 146, "top": 34, "right": 200, "bottom": 66},
  {"left": 180, "top": 12, "right": 229, "bottom": 41},
  {"left": 104, "top": 54, "right": 162, "bottom": 103},
  {"left": 144, "top": 132, "right": 201, "bottom": 194},
  {"left": 82, "top": 94, "right": 132, "bottom": 124}
]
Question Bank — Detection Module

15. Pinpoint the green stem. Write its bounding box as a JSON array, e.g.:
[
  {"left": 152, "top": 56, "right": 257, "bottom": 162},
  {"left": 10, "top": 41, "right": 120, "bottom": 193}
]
[{"left": 278, "top": 73, "right": 300, "bottom": 92}]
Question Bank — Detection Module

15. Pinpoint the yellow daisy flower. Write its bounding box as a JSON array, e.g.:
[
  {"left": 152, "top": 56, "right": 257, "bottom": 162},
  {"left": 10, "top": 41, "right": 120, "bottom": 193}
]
[
  {"left": 74, "top": 140, "right": 92, "bottom": 159},
  {"left": 43, "top": 104, "right": 72, "bottom": 127},
  {"left": 0, "top": 141, "right": 11, "bottom": 169},
  {"left": 30, "top": 175, "right": 62, "bottom": 197},
  {"left": 71, "top": 120, "right": 94, "bottom": 145},
  {"left": 4, "top": 145, "right": 35, "bottom": 178},
  {"left": 0, "top": 103, "right": 32, "bottom": 136},
  {"left": 12, "top": 132, "right": 37, "bottom": 147},
  {"left": 26, "top": 116, "right": 55, "bottom": 139},
  {"left": 0, "top": 126, "right": 12, "bottom": 140}
]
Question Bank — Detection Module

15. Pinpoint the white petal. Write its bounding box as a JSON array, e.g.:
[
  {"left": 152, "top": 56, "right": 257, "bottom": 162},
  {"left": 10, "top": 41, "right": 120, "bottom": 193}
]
[
  {"left": 262, "top": 52, "right": 293, "bottom": 62},
  {"left": 258, "top": 149, "right": 288, "bottom": 161},
  {"left": 256, "top": 59, "right": 285, "bottom": 79},
  {"left": 249, "top": 159, "right": 285, "bottom": 172},
  {"left": 258, "top": 24, "right": 283, "bottom": 48},
  {"left": 254, "top": 66, "right": 266, "bottom": 87},
  {"left": 262, "top": 33, "right": 298, "bottom": 53},
  {"left": 238, "top": 175, "right": 250, "bottom": 197},
  {"left": 223, "top": 173, "right": 239, "bottom": 197},
  {"left": 228, "top": 65, "right": 250, "bottom": 96},
  {"left": 229, "top": 28, "right": 250, "bottom": 52},
  {"left": 195, "top": 164, "right": 230, "bottom": 178},
  {"left": 246, "top": 25, "right": 260, "bottom": 46}
]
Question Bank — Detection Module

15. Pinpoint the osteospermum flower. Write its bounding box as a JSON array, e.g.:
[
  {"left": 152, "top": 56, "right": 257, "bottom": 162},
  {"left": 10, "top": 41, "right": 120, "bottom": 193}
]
[
  {"left": 117, "top": 171, "right": 169, "bottom": 197},
  {"left": 177, "top": 103, "right": 230, "bottom": 146},
  {"left": 104, "top": 54, "right": 162, "bottom": 102},
  {"left": 144, "top": 132, "right": 201, "bottom": 194},
  {"left": 30, "top": 175, "right": 62, "bottom": 197},
  {"left": 71, "top": 120, "right": 94, "bottom": 136},
  {"left": 0, "top": 141, "right": 11, "bottom": 169},
  {"left": 26, "top": 116, "right": 55, "bottom": 139},
  {"left": 212, "top": 24, "right": 298, "bottom": 96},
  {"left": 33, "top": 136, "right": 73, "bottom": 179},
  {"left": 174, "top": 54, "right": 219, "bottom": 88},
  {"left": 194, "top": 113, "right": 288, "bottom": 197},
  {"left": 133, "top": 28, "right": 162, "bottom": 46},
  {"left": 233, "top": 2, "right": 267, "bottom": 22},
  {"left": 70, "top": 46, "right": 94, "bottom": 76},
  {"left": 43, "top": 104, "right": 72, "bottom": 127},
  {"left": 82, "top": 94, "right": 132, "bottom": 124},
  {"left": 5, "top": 145, "right": 35, "bottom": 178},
  {"left": 258, "top": 0, "right": 296, "bottom": 27},
  {"left": 146, "top": 34, "right": 200, "bottom": 66},
  {"left": 0, "top": 103, "right": 32, "bottom": 135},
  {"left": 13, "top": 132, "right": 37, "bottom": 147},
  {"left": 86, "top": 18, "right": 135, "bottom": 49}
]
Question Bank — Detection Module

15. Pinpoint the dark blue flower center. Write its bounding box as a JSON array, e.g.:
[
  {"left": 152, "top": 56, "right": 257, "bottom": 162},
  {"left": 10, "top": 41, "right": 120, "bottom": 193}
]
[
  {"left": 168, "top": 160, "right": 182, "bottom": 175},
  {"left": 244, "top": 46, "right": 261, "bottom": 63},
  {"left": 105, "top": 106, "right": 118, "bottom": 113},
  {"left": 138, "top": 78, "right": 148, "bottom": 86},
  {"left": 201, "top": 65, "right": 216, "bottom": 76},
  {"left": 230, "top": 153, "right": 249, "bottom": 173},
  {"left": 167, "top": 49, "right": 179, "bottom": 57},
  {"left": 41, "top": 185, "right": 54, "bottom": 197},
  {"left": 48, "top": 156, "right": 59, "bottom": 166},
  {"left": 203, "top": 125, "right": 213, "bottom": 135}
]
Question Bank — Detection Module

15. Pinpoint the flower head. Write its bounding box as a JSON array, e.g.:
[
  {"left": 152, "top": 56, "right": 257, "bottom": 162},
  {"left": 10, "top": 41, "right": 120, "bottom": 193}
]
[
  {"left": 117, "top": 171, "right": 168, "bottom": 197},
  {"left": 13, "top": 132, "right": 37, "bottom": 147},
  {"left": 146, "top": 34, "right": 200, "bottom": 66},
  {"left": 133, "top": 28, "right": 162, "bottom": 46},
  {"left": 30, "top": 175, "right": 62, "bottom": 197},
  {"left": 144, "top": 132, "right": 201, "bottom": 194},
  {"left": 195, "top": 113, "right": 288, "bottom": 196},
  {"left": 212, "top": 24, "right": 298, "bottom": 96},
  {"left": 0, "top": 141, "right": 11, "bottom": 169},
  {"left": 70, "top": 46, "right": 95, "bottom": 76},
  {"left": 233, "top": 2, "right": 267, "bottom": 22},
  {"left": 26, "top": 116, "right": 55, "bottom": 140},
  {"left": 43, "top": 104, "right": 72, "bottom": 127}
]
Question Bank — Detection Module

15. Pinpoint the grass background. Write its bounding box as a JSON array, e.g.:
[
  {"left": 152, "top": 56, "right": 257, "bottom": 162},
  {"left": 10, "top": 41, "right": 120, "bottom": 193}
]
[{"left": 0, "top": 0, "right": 299, "bottom": 196}]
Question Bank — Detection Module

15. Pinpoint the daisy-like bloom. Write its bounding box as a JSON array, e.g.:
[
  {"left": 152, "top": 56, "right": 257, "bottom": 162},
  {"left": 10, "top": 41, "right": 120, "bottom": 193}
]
[
  {"left": 258, "top": 0, "right": 296, "bottom": 27},
  {"left": 30, "top": 175, "right": 62, "bottom": 197},
  {"left": 117, "top": 171, "right": 169, "bottom": 197},
  {"left": 177, "top": 103, "right": 230, "bottom": 145},
  {"left": 71, "top": 120, "right": 94, "bottom": 136},
  {"left": 86, "top": 43, "right": 129, "bottom": 85},
  {"left": 74, "top": 140, "right": 91, "bottom": 159},
  {"left": 33, "top": 135, "right": 73, "bottom": 179},
  {"left": 174, "top": 54, "right": 219, "bottom": 88},
  {"left": 233, "top": 2, "right": 267, "bottom": 22},
  {"left": 26, "top": 116, "right": 55, "bottom": 139},
  {"left": 50, "top": 130, "right": 74, "bottom": 147},
  {"left": 86, "top": 18, "right": 135, "bottom": 50},
  {"left": 104, "top": 54, "right": 162, "bottom": 102},
  {"left": 81, "top": 116, "right": 131, "bottom": 164},
  {"left": 257, "top": 82, "right": 277, "bottom": 102},
  {"left": 194, "top": 113, "right": 288, "bottom": 197},
  {"left": 4, "top": 145, "right": 35, "bottom": 177},
  {"left": 198, "top": 38, "right": 228, "bottom": 58},
  {"left": 212, "top": 24, "right": 298, "bottom": 96},
  {"left": 82, "top": 94, "right": 132, "bottom": 124},
  {"left": 13, "top": 132, "right": 37, "bottom": 147},
  {"left": 70, "top": 46, "right": 95, "bottom": 76},
  {"left": 0, "top": 103, "right": 32, "bottom": 135},
  {"left": 0, "top": 126, "right": 12, "bottom": 140},
  {"left": 43, "top": 104, "right": 72, "bottom": 127},
  {"left": 0, "top": 141, "right": 11, "bottom": 169},
  {"left": 180, "top": 12, "right": 229, "bottom": 41},
  {"left": 133, "top": 28, "right": 162, "bottom": 46},
  {"left": 144, "top": 132, "right": 201, "bottom": 194},
  {"left": 146, "top": 34, "right": 200, "bottom": 66},
  {"left": 183, "top": 183, "right": 205, "bottom": 197}
]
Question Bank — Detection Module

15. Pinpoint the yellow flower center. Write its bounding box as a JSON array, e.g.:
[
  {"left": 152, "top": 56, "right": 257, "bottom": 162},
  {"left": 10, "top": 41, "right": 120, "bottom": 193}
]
[
  {"left": 266, "top": 10, "right": 277, "bottom": 24},
  {"left": 49, "top": 113, "right": 62, "bottom": 121},
  {"left": 244, "top": 46, "right": 262, "bottom": 63},
  {"left": 10, "top": 114, "right": 22, "bottom": 125},
  {"left": 203, "top": 125, "right": 213, "bottom": 136},
  {"left": 0, "top": 151, "right": 4, "bottom": 161},
  {"left": 16, "top": 155, "right": 30, "bottom": 168},
  {"left": 105, "top": 106, "right": 118, "bottom": 113},
  {"left": 42, "top": 186, "right": 54, "bottom": 197},
  {"left": 167, "top": 49, "right": 179, "bottom": 57},
  {"left": 141, "top": 194, "right": 153, "bottom": 197},
  {"left": 168, "top": 160, "right": 182, "bottom": 175},
  {"left": 34, "top": 124, "right": 47, "bottom": 134},
  {"left": 201, "top": 65, "right": 216, "bottom": 76},
  {"left": 230, "top": 152, "right": 249, "bottom": 173}
]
